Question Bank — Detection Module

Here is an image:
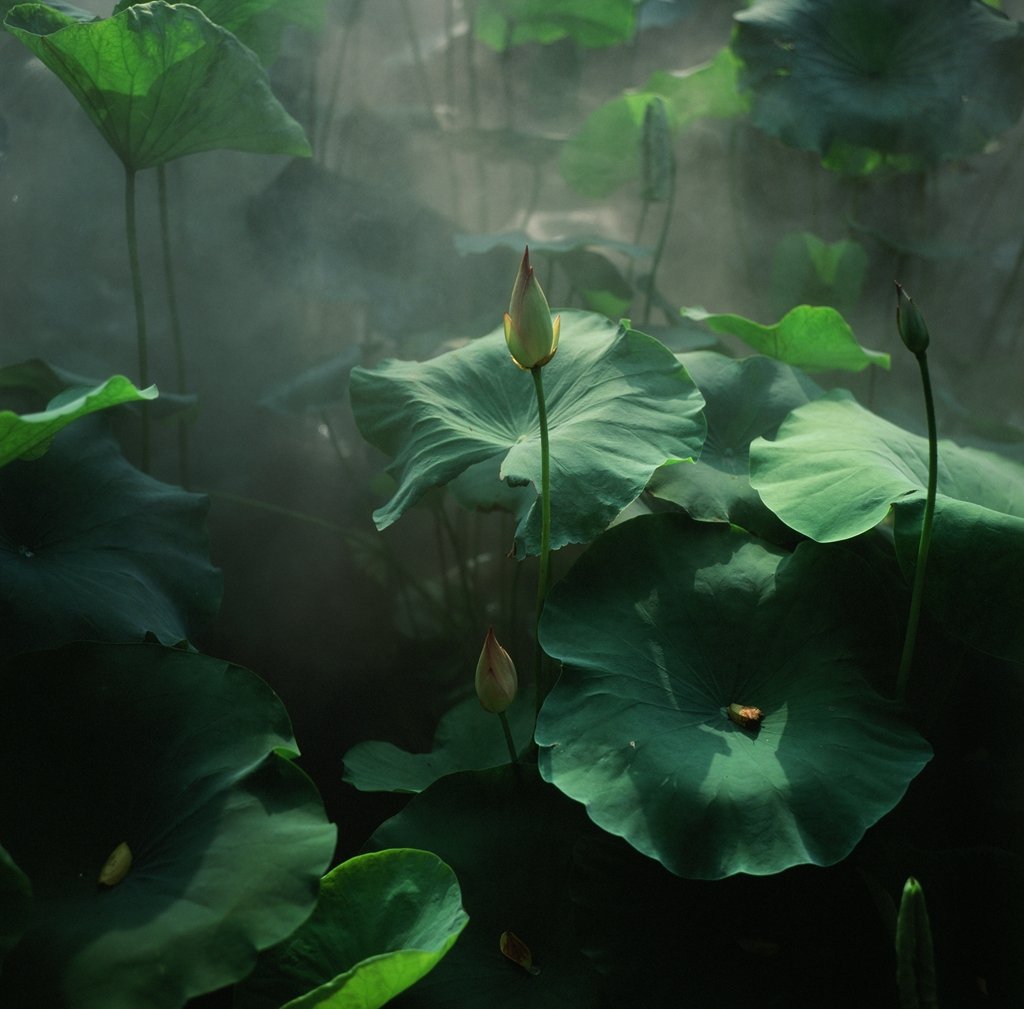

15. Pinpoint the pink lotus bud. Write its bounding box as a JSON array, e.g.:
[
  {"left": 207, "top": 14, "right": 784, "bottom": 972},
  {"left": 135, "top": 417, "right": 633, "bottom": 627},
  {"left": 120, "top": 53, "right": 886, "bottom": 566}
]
[
  {"left": 475, "top": 627, "right": 518, "bottom": 713},
  {"left": 504, "top": 247, "right": 560, "bottom": 370}
]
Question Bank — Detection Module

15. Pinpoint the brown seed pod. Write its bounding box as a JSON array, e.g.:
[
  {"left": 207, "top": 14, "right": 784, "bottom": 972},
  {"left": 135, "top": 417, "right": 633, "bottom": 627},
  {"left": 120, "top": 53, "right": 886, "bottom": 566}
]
[
  {"left": 727, "top": 703, "right": 764, "bottom": 731},
  {"left": 98, "top": 841, "right": 132, "bottom": 887}
]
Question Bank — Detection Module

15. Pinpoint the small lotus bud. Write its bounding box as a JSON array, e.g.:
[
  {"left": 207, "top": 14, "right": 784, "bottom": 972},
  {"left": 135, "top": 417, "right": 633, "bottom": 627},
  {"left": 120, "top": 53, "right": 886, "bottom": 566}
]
[
  {"left": 475, "top": 627, "right": 518, "bottom": 713},
  {"left": 895, "top": 283, "right": 930, "bottom": 355},
  {"left": 504, "top": 247, "right": 560, "bottom": 370},
  {"left": 896, "top": 876, "right": 938, "bottom": 1009}
]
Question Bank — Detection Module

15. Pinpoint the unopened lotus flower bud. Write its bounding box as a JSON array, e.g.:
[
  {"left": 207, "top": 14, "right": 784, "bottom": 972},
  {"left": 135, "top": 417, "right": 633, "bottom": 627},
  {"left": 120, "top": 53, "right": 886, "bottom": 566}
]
[
  {"left": 896, "top": 876, "right": 938, "bottom": 1009},
  {"left": 504, "top": 247, "right": 560, "bottom": 370},
  {"left": 475, "top": 627, "right": 518, "bottom": 713},
  {"left": 895, "top": 283, "right": 930, "bottom": 355}
]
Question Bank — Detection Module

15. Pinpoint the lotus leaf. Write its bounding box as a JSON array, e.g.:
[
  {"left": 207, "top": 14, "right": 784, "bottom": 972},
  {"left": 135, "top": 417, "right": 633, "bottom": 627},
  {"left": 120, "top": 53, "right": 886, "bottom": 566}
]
[
  {"left": 4, "top": 1, "right": 310, "bottom": 170},
  {"left": 368, "top": 766, "right": 602, "bottom": 1009},
  {"left": 235, "top": 849, "right": 468, "bottom": 1009},
  {"left": 343, "top": 693, "right": 537, "bottom": 793},
  {"left": 732, "top": 0, "right": 1024, "bottom": 169},
  {"left": 536, "top": 514, "right": 932, "bottom": 878},
  {"left": 0, "top": 641, "right": 337, "bottom": 1009},
  {"left": 474, "top": 0, "right": 634, "bottom": 51},
  {"left": 0, "top": 374, "right": 156, "bottom": 468},
  {"left": 0, "top": 416, "right": 221, "bottom": 657},
  {"left": 349, "top": 310, "right": 706, "bottom": 558},
  {"left": 648, "top": 351, "right": 821, "bottom": 540},
  {"left": 682, "top": 305, "right": 889, "bottom": 372}
]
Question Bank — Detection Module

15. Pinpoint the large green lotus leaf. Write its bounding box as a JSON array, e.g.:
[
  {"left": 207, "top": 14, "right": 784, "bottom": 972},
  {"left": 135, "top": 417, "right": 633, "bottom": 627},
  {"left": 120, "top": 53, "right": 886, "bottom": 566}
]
[
  {"left": 4, "top": 1, "right": 310, "bottom": 169},
  {"left": 0, "top": 416, "right": 222, "bottom": 657},
  {"left": 117, "top": 0, "right": 329, "bottom": 66},
  {"left": 732, "top": 0, "right": 1024, "bottom": 168},
  {"left": 648, "top": 352, "right": 821, "bottom": 540},
  {"left": 682, "top": 305, "right": 889, "bottom": 372},
  {"left": 749, "top": 390, "right": 1024, "bottom": 542},
  {"left": 367, "top": 766, "right": 602, "bottom": 1009},
  {"left": 893, "top": 495, "right": 1024, "bottom": 664},
  {"left": 474, "top": 0, "right": 634, "bottom": 51},
  {"left": 235, "top": 849, "right": 468, "bottom": 1009},
  {"left": 349, "top": 310, "right": 706, "bottom": 559},
  {"left": 0, "top": 845, "right": 31, "bottom": 966},
  {"left": 0, "top": 374, "right": 156, "bottom": 467},
  {"left": 560, "top": 48, "right": 746, "bottom": 198},
  {"left": 343, "top": 694, "right": 537, "bottom": 793},
  {"left": 0, "top": 642, "right": 337, "bottom": 1009},
  {"left": 535, "top": 514, "right": 932, "bottom": 879}
]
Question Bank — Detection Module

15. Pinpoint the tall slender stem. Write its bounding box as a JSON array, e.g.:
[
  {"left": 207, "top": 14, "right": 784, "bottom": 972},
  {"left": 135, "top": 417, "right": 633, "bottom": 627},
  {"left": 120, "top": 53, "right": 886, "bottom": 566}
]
[
  {"left": 157, "top": 163, "right": 190, "bottom": 488},
  {"left": 643, "top": 161, "right": 676, "bottom": 326},
  {"left": 531, "top": 365, "right": 552, "bottom": 713},
  {"left": 498, "top": 710, "right": 519, "bottom": 765},
  {"left": 896, "top": 350, "right": 938, "bottom": 705},
  {"left": 124, "top": 165, "right": 151, "bottom": 473}
]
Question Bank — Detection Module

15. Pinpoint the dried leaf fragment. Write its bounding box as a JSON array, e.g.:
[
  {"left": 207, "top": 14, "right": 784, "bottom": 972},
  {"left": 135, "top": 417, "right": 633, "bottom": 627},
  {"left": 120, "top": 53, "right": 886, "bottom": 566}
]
[
  {"left": 98, "top": 841, "right": 132, "bottom": 887},
  {"left": 727, "top": 703, "right": 764, "bottom": 731},
  {"left": 500, "top": 929, "right": 540, "bottom": 975}
]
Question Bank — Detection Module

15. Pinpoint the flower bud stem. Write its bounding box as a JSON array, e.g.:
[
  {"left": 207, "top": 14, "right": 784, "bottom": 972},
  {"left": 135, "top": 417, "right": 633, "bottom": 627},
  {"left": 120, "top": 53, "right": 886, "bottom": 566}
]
[
  {"left": 896, "top": 350, "right": 937, "bottom": 705},
  {"left": 498, "top": 710, "right": 519, "bottom": 766},
  {"left": 531, "top": 365, "right": 553, "bottom": 713}
]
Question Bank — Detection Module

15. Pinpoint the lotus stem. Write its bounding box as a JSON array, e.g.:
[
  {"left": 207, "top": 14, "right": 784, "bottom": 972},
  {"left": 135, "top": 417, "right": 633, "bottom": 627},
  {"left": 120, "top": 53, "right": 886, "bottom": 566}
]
[
  {"left": 124, "top": 165, "right": 151, "bottom": 473},
  {"left": 531, "top": 364, "right": 552, "bottom": 712},
  {"left": 896, "top": 349, "right": 937, "bottom": 705},
  {"left": 157, "top": 164, "right": 190, "bottom": 488},
  {"left": 498, "top": 710, "right": 519, "bottom": 765},
  {"left": 643, "top": 158, "right": 676, "bottom": 326}
]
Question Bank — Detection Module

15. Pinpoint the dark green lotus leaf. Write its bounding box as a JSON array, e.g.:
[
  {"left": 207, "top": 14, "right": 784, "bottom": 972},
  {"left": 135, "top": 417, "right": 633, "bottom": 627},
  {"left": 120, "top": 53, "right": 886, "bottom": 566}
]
[
  {"left": 343, "top": 694, "right": 537, "bottom": 793},
  {"left": 0, "top": 416, "right": 222, "bottom": 657},
  {"left": 4, "top": 1, "right": 310, "bottom": 170},
  {"left": 894, "top": 495, "right": 1024, "bottom": 664},
  {"left": 350, "top": 310, "right": 706, "bottom": 558},
  {"left": 474, "top": 0, "right": 634, "bottom": 51},
  {"left": 0, "top": 374, "right": 156, "bottom": 468},
  {"left": 560, "top": 48, "right": 745, "bottom": 197},
  {"left": 0, "top": 845, "right": 31, "bottom": 966},
  {"left": 368, "top": 766, "right": 602, "bottom": 1009},
  {"left": 235, "top": 849, "right": 468, "bottom": 1009},
  {"left": 749, "top": 390, "right": 1024, "bottom": 542},
  {"left": 0, "top": 642, "right": 337, "bottom": 1009},
  {"left": 682, "top": 305, "right": 889, "bottom": 372},
  {"left": 647, "top": 352, "right": 821, "bottom": 540},
  {"left": 732, "top": 0, "right": 1024, "bottom": 168},
  {"left": 535, "top": 514, "right": 932, "bottom": 879}
]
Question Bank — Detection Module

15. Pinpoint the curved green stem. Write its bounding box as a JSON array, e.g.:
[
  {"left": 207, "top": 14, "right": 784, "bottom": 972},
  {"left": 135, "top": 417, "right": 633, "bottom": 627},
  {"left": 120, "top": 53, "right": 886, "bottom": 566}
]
[
  {"left": 498, "top": 710, "right": 519, "bottom": 766},
  {"left": 124, "top": 165, "right": 151, "bottom": 473},
  {"left": 896, "top": 350, "right": 938, "bottom": 705},
  {"left": 531, "top": 365, "right": 552, "bottom": 713}
]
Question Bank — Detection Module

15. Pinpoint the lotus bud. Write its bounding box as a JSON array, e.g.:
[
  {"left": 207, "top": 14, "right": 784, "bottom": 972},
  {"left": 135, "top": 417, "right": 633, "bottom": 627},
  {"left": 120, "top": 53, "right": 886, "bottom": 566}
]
[
  {"left": 504, "top": 247, "right": 560, "bottom": 370},
  {"left": 895, "top": 283, "right": 930, "bottom": 355},
  {"left": 896, "top": 876, "right": 938, "bottom": 1009},
  {"left": 475, "top": 627, "right": 518, "bottom": 713}
]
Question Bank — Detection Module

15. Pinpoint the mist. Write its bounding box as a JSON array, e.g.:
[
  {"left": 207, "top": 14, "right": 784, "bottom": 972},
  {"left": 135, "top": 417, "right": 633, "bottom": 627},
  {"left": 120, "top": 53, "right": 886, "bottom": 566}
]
[{"left": 2, "top": 2, "right": 1023, "bottom": 1004}]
